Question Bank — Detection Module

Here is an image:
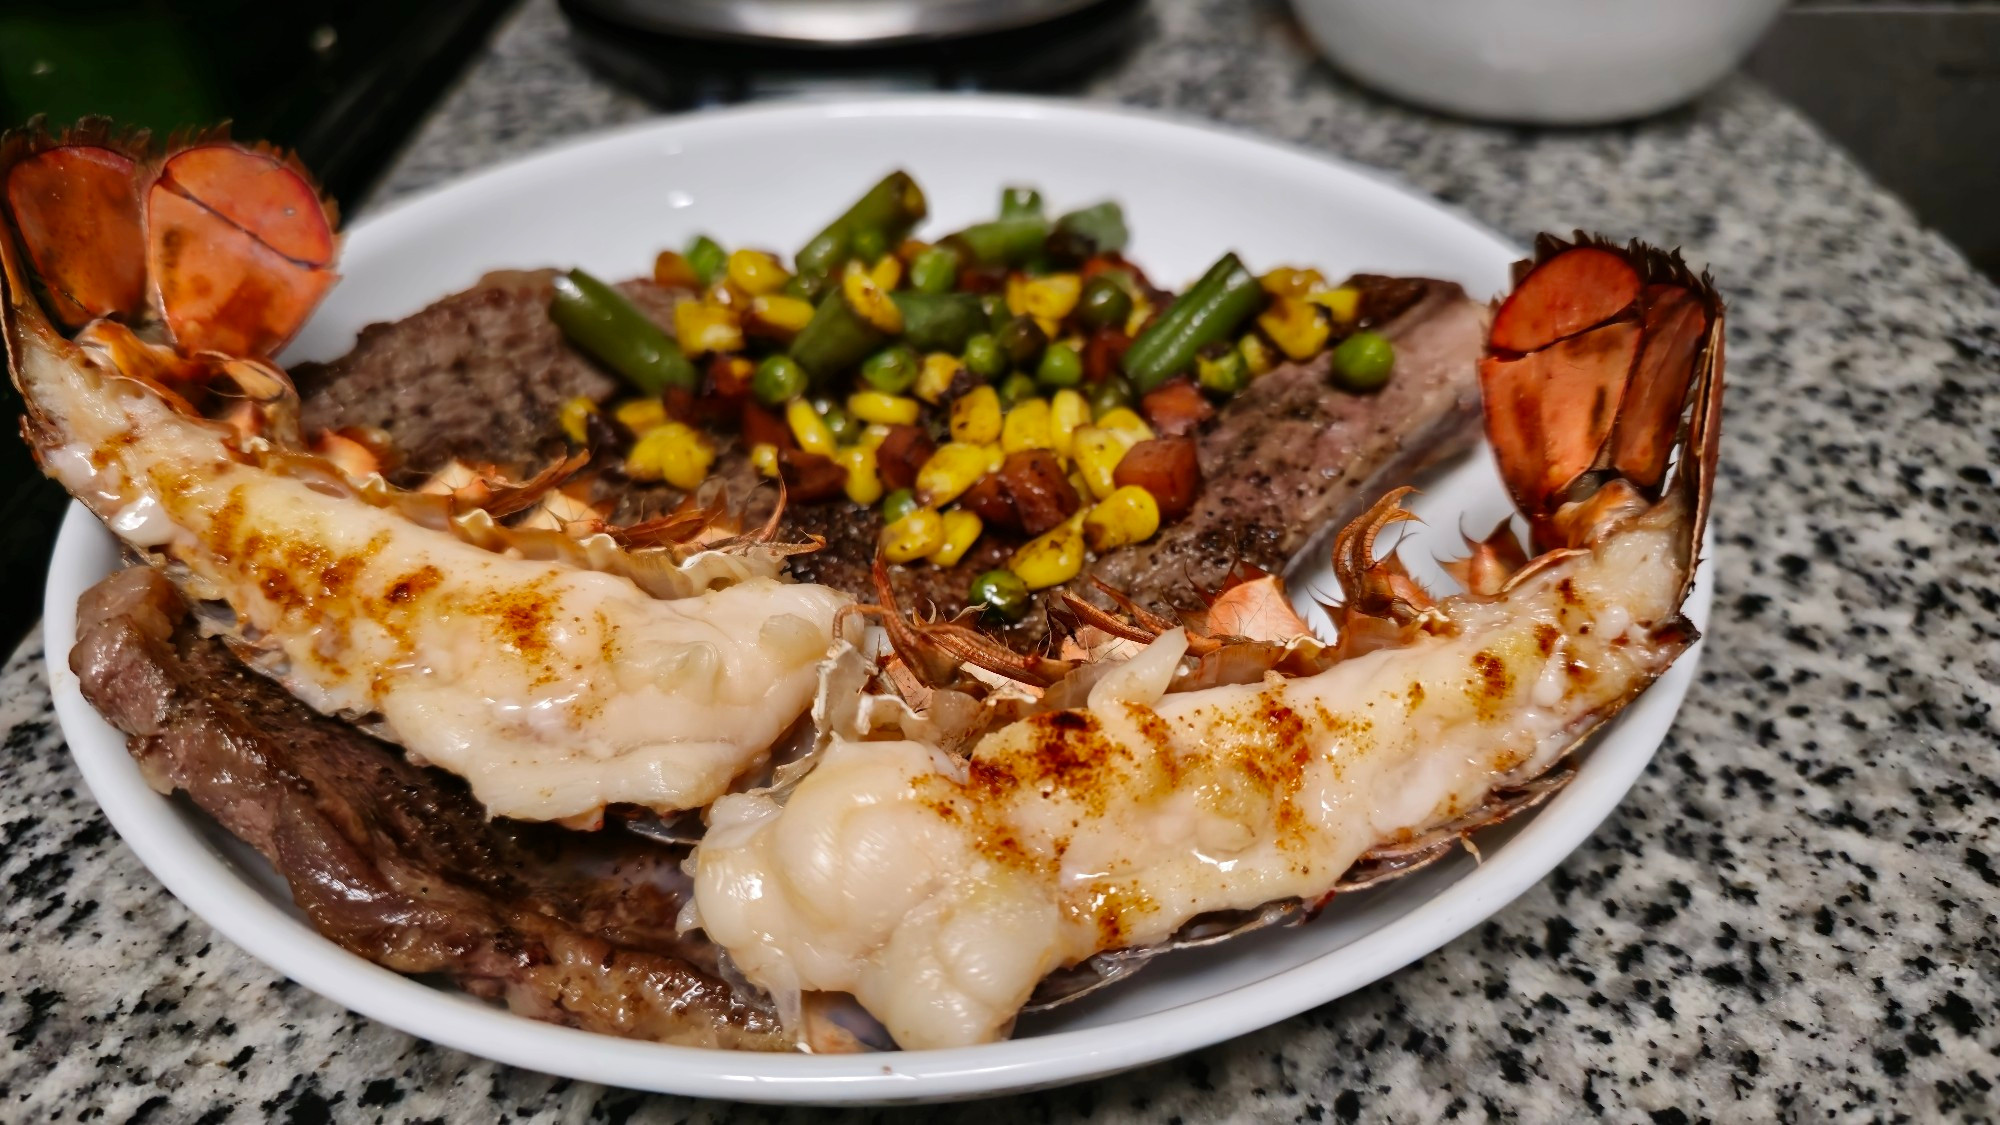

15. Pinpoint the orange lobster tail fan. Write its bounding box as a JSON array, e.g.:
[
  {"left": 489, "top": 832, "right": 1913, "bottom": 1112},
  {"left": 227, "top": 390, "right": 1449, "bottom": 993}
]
[
  {"left": 3, "top": 145, "right": 147, "bottom": 329},
  {"left": 147, "top": 144, "right": 336, "bottom": 357}
]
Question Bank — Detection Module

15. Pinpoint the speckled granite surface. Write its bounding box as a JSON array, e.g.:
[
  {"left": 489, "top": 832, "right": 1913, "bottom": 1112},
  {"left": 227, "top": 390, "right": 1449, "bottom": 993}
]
[{"left": 5, "top": 0, "right": 1998, "bottom": 1121}]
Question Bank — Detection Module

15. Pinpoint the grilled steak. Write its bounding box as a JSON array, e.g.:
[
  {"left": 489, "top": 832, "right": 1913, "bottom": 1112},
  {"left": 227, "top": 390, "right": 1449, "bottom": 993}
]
[
  {"left": 292, "top": 270, "right": 685, "bottom": 475},
  {"left": 70, "top": 566, "right": 786, "bottom": 1051}
]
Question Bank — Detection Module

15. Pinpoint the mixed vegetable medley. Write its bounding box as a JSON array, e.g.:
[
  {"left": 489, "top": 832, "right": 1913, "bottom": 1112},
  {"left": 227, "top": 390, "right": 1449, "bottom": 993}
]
[{"left": 546, "top": 171, "right": 1400, "bottom": 622}]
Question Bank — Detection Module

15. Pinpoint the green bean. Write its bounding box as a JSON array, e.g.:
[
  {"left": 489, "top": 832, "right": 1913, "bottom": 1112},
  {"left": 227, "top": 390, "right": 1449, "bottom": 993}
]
[
  {"left": 789, "top": 291, "right": 887, "bottom": 381},
  {"left": 548, "top": 269, "right": 697, "bottom": 396},
  {"left": 890, "top": 292, "right": 983, "bottom": 353},
  {"left": 979, "top": 293, "right": 1010, "bottom": 331},
  {"left": 908, "top": 245, "right": 962, "bottom": 294},
  {"left": 782, "top": 272, "right": 829, "bottom": 303},
  {"left": 685, "top": 236, "right": 725, "bottom": 285},
  {"left": 947, "top": 216, "right": 1050, "bottom": 267},
  {"left": 1121, "top": 252, "right": 1265, "bottom": 392},
  {"left": 795, "top": 171, "right": 928, "bottom": 278},
  {"left": 1000, "top": 187, "right": 1044, "bottom": 219},
  {"left": 1050, "top": 201, "right": 1129, "bottom": 260}
]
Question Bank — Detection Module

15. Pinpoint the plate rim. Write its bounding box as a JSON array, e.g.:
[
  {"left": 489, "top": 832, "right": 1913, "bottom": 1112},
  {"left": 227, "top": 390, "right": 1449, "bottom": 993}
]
[{"left": 41, "top": 93, "right": 1712, "bottom": 1104}]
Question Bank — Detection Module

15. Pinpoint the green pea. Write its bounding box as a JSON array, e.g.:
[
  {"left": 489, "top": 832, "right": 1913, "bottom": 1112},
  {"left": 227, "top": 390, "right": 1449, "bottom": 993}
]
[
  {"left": 909, "top": 246, "right": 961, "bottom": 295},
  {"left": 979, "top": 293, "right": 1010, "bottom": 331},
  {"left": 1077, "top": 275, "right": 1134, "bottom": 330},
  {"left": 997, "top": 373, "right": 1040, "bottom": 409},
  {"left": 851, "top": 226, "right": 888, "bottom": 262},
  {"left": 969, "top": 568, "right": 1031, "bottom": 624},
  {"left": 752, "top": 354, "right": 808, "bottom": 406},
  {"left": 1037, "top": 343, "right": 1083, "bottom": 389},
  {"left": 963, "top": 333, "right": 1006, "bottom": 381},
  {"left": 821, "top": 401, "right": 861, "bottom": 446},
  {"left": 881, "top": 487, "right": 919, "bottom": 526},
  {"left": 1088, "top": 375, "right": 1135, "bottom": 419},
  {"left": 685, "top": 235, "right": 725, "bottom": 286},
  {"left": 1331, "top": 330, "right": 1396, "bottom": 392},
  {"left": 995, "top": 315, "right": 1048, "bottom": 370},
  {"left": 1197, "top": 347, "right": 1251, "bottom": 397},
  {"left": 859, "top": 344, "right": 920, "bottom": 394}
]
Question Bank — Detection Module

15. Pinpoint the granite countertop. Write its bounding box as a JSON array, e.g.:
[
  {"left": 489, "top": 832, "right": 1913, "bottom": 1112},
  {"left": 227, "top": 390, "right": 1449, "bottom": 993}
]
[{"left": 5, "top": 0, "right": 1998, "bottom": 1121}]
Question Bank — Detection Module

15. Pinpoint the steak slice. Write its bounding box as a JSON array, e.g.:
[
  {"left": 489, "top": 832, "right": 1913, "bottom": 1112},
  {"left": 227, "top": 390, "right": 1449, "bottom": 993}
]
[
  {"left": 292, "top": 270, "right": 686, "bottom": 474},
  {"left": 71, "top": 566, "right": 786, "bottom": 1051},
  {"left": 1089, "top": 278, "right": 1488, "bottom": 615}
]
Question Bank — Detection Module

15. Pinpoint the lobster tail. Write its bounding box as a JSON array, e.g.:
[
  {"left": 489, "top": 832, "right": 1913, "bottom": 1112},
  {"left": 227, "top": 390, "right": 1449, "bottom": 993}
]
[{"left": 1479, "top": 233, "right": 1723, "bottom": 581}]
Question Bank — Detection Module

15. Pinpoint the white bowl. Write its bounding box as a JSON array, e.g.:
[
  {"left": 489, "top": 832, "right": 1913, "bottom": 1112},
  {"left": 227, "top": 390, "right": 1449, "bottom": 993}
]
[
  {"left": 44, "top": 95, "right": 1711, "bottom": 1103},
  {"left": 1290, "top": 0, "right": 1787, "bottom": 124}
]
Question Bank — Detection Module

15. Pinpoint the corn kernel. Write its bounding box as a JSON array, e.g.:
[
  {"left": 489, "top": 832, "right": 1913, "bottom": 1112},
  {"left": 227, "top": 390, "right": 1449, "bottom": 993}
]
[
  {"left": 916, "top": 352, "right": 961, "bottom": 404},
  {"left": 786, "top": 398, "right": 835, "bottom": 455},
  {"left": 1084, "top": 485, "right": 1161, "bottom": 551},
  {"left": 859, "top": 423, "right": 893, "bottom": 451},
  {"left": 614, "top": 398, "right": 667, "bottom": 435},
  {"left": 1001, "top": 397, "right": 1053, "bottom": 453},
  {"left": 557, "top": 396, "right": 598, "bottom": 445},
  {"left": 1260, "top": 267, "right": 1326, "bottom": 298},
  {"left": 750, "top": 442, "right": 781, "bottom": 478},
  {"left": 881, "top": 509, "right": 944, "bottom": 564},
  {"left": 835, "top": 445, "right": 883, "bottom": 505},
  {"left": 746, "top": 294, "right": 815, "bottom": 338},
  {"left": 1310, "top": 285, "right": 1361, "bottom": 322},
  {"left": 950, "top": 385, "right": 1002, "bottom": 445},
  {"left": 1125, "top": 294, "right": 1154, "bottom": 338},
  {"left": 1049, "top": 389, "right": 1088, "bottom": 458},
  {"left": 930, "top": 510, "right": 983, "bottom": 567},
  {"left": 869, "top": 254, "right": 903, "bottom": 292},
  {"left": 1094, "top": 407, "right": 1154, "bottom": 444},
  {"left": 1238, "top": 332, "right": 1276, "bottom": 377},
  {"left": 848, "top": 391, "right": 920, "bottom": 426},
  {"left": 625, "top": 421, "right": 714, "bottom": 490},
  {"left": 1009, "top": 517, "right": 1086, "bottom": 590},
  {"left": 1005, "top": 274, "right": 1029, "bottom": 317},
  {"left": 1257, "top": 295, "right": 1330, "bottom": 361},
  {"left": 983, "top": 443, "right": 1005, "bottom": 474},
  {"left": 1071, "top": 425, "right": 1132, "bottom": 500},
  {"left": 1022, "top": 273, "right": 1082, "bottom": 320},
  {"left": 842, "top": 261, "right": 904, "bottom": 334},
  {"left": 673, "top": 300, "right": 744, "bottom": 356},
  {"left": 726, "top": 249, "right": 790, "bottom": 297},
  {"left": 915, "top": 442, "right": 989, "bottom": 507}
]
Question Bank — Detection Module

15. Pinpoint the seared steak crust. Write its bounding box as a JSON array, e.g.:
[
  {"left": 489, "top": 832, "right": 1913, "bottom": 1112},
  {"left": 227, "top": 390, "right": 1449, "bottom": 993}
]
[{"left": 71, "top": 567, "right": 786, "bottom": 1050}]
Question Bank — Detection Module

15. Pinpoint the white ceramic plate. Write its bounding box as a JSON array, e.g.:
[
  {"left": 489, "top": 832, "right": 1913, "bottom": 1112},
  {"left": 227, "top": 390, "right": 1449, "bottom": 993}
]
[{"left": 42, "top": 97, "right": 1712, "bottom": 1104}]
